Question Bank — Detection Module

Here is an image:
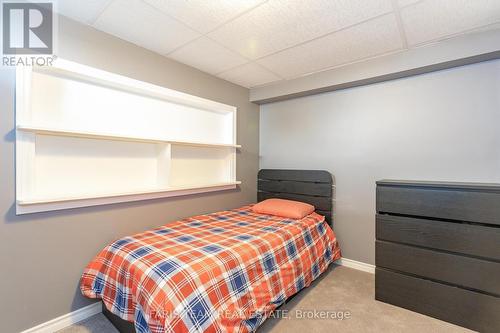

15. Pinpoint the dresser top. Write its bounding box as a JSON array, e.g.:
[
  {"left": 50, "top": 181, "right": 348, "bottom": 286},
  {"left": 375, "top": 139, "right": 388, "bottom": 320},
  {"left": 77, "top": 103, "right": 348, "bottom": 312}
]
[{"left": 376, "top": 179, "right": 500, "bottom": 191}]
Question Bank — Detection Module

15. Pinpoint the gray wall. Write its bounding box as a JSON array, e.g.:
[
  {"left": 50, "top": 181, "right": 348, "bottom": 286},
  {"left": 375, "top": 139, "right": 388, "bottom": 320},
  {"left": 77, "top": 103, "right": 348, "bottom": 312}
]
[
  {"left": 260, "top": 59, "right": 500, "bottom": 265},
  {"left": 0, "top": 17, "right": 259, "bottom": 333}
]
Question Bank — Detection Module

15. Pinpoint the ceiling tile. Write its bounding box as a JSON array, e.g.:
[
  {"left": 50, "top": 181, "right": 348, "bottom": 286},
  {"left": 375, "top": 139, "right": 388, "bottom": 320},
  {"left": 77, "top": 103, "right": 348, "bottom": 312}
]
[
  {"left": 54, "top": 0, "right": 112, "bottom": 24},
  {"left": 144, "top": 0, "right": 267, "bottom": 34},
  {"left": 217, "top": 63, "right": 282, "bottom": 88},
  {"left": 397, "top": 0, "right": 422, "bottom": 8},
  {"left": 93, "top": 0, "right": 200, "bottom": 55},
  {"left": 401, "top": 0, "right": 500, "bottom": 46},
  {"left": 168, "top": 37, "right": 249, "bottom": 74},
  {"left": 208, "top": 0, "right": 393, "bottom": 59},
  {"left": 257, "top": 14, "right": 403, "bottom": 79}
]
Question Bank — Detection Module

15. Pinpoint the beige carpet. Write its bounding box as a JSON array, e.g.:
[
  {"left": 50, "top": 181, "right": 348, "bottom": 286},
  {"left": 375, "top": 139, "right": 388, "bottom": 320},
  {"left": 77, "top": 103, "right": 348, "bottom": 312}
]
[{"left": 58, "top": 265, "right": 473, "bottom": 333}]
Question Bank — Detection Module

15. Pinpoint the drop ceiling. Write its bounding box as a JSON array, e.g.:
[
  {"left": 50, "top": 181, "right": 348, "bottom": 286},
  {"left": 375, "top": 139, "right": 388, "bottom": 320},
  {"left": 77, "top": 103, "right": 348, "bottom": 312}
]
[{"left": 56, "top": 0, "right": 500, "bottom": 89}]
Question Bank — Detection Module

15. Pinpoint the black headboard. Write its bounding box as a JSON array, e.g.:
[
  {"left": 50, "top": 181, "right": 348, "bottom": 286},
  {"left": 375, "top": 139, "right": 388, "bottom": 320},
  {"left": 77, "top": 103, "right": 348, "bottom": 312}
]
[{"left": 257, "top": 169, "right": 334, "bottom": 226}]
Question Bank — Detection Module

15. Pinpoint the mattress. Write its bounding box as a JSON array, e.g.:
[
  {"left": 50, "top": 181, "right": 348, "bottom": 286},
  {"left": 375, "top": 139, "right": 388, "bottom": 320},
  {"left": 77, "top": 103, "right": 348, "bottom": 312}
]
[{"left": 80, "top": 205, "right": 341, "bottom": 333}]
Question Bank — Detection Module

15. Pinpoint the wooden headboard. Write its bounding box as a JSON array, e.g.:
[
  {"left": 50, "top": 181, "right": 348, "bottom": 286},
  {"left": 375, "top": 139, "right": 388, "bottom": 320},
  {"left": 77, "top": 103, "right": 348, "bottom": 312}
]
[{"left": 257, "top": 169, "right": 334, "bottom": 226}]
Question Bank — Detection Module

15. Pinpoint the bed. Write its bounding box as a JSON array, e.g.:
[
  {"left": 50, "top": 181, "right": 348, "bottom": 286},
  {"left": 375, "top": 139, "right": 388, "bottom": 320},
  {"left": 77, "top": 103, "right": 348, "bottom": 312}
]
[{"left": 80, "top": 169, "right": 340, "bottom": 332}]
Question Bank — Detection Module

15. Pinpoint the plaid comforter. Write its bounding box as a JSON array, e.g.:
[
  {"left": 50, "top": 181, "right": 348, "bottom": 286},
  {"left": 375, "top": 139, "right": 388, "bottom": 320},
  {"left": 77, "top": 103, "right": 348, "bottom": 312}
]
[{"left": 80, "top": 205, "right": 341, "bottom": 333}]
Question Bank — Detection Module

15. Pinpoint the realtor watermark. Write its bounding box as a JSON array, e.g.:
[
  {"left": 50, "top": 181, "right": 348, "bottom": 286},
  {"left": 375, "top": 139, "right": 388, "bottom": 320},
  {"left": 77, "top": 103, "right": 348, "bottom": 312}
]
[
  {"left": 1, "top": 0, "right": 56, "bottom": 66},
  {"left": 264, "top": 309, "right": 351, "bottom": 321},
  {"left": 156, "top": 308, "right": 352, "bottom": 322},
  {"left": 284, "top": 309, "right": 351, "bottom": 320}
]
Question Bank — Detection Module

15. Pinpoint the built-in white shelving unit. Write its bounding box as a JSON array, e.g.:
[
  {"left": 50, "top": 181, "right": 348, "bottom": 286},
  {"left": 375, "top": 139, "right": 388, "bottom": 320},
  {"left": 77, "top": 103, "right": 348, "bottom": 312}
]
[{"left": 16, "top": 59, "right": 241, "bottom": 214}]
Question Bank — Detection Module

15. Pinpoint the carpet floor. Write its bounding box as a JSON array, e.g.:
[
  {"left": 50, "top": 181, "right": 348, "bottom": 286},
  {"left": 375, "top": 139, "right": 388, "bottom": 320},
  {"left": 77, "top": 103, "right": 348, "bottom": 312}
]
[{"left": 58, "top": 265, "right": 473, "bottom": 333}]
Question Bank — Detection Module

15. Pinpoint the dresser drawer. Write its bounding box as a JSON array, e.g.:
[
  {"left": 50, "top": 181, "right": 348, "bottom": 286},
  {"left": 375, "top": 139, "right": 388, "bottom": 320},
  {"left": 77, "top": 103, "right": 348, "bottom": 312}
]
[
  {"left": 376, "top": 182, "right": 500, "bottom": 226},
  {"left": 376, "top": 268, "right": 500, "bottom": 333},
  {"left": 376, "top": 214, "right": 500, "bottom": 261},
  {"left": 376, "top": 241, "right": 500, "bottom": 296}
]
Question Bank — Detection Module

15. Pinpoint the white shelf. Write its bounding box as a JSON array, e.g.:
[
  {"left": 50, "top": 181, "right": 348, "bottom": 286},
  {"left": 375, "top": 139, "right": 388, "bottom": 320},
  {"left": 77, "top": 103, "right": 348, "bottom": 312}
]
[
  {"left": 33, "top": 60, "right": 235, "bottom": 114},
  {"left": 17, "top": 125, "right": 241, "bottom": 148},
  {"left": 17, "top": 181, "right": 242, "bottom": 205},
  {"left": 16, "top": 182, "right": 241, "bottom": 214}
]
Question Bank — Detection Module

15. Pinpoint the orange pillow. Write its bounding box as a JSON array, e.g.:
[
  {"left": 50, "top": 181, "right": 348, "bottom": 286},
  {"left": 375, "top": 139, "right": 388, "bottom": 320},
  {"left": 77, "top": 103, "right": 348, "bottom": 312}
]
[{"left": 252, "top": 198, "right": 315, "bottom": 219}]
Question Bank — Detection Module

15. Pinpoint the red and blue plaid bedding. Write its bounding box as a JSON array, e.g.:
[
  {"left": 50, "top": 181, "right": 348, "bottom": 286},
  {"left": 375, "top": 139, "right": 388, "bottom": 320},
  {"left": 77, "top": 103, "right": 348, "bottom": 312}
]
[{"left": 80, "top": 205, "right": 341, "bottom": 333}]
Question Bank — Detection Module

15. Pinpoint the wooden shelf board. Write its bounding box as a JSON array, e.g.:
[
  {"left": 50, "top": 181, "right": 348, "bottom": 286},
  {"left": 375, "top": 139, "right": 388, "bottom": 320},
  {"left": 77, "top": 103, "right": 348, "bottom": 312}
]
[
  {"left": 17, "top": 125, "right": 241, "bottom": 148},
  {"left": 17, "top": 181, "right": 242, "bottom": 205}
]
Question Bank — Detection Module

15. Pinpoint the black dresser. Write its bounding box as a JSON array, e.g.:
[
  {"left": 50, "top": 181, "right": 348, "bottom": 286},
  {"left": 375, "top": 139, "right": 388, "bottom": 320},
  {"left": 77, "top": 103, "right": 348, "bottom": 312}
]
[{"left": 375, "top": 180, "right": 500, "bottom": 332}]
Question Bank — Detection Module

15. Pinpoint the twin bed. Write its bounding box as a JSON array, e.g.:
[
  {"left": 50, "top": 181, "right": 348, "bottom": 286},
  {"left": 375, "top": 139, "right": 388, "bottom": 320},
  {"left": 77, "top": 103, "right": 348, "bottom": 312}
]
[{"left": 80, "top": 169, "right": 340, "bottom": 332}]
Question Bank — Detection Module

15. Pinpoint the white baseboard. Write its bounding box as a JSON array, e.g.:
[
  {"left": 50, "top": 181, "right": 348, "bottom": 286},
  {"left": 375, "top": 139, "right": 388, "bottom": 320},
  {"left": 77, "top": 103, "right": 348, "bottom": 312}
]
[
  {"left": 21, "top": 302, "right": 102, "bottom": 333},
  {"left": 336, "top": 257, "right": 375, "bottom": 274}
]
